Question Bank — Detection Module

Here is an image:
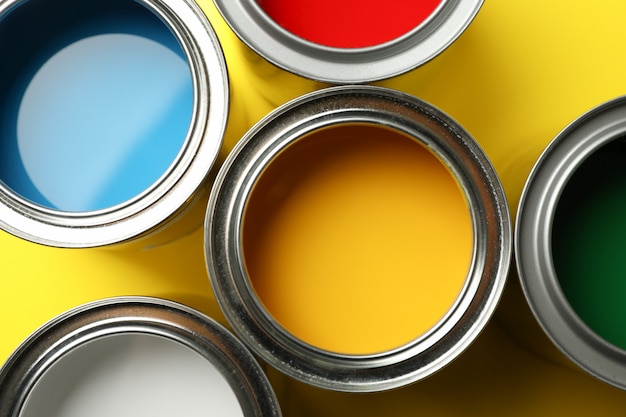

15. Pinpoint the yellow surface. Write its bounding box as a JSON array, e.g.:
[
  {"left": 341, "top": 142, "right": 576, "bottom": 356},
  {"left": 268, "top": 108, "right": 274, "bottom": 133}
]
[
  {"left": 2, "top": 0, "right": 626, "bottom": 414},
  {"left": 243, "top": 125, "right": 473, "bottom": 355}
]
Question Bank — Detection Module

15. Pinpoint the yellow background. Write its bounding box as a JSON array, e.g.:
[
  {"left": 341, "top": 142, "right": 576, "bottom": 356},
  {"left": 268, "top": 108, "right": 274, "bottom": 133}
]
[{"left": 3, "top": 0, "right": 626, "bottom": 414}]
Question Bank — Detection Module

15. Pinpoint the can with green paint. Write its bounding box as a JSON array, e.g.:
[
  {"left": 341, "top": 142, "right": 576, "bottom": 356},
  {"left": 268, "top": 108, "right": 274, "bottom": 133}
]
[{"left": 516, "top": 96, "right": 626, "bottom": 389}]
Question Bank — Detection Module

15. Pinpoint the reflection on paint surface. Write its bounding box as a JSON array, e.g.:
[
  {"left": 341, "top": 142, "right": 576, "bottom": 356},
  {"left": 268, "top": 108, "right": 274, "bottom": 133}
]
[{"left": 0, "top": 8, "right": 192, "bottom": 212}]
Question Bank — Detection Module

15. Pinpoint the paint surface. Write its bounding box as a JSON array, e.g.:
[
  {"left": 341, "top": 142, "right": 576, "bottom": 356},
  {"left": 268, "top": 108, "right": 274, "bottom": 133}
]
[
  {"left": 243, "top": 124, "right": 473, "bottom": 355},
  {"left": 21, "top": 334, "right": 244, "bottom": 417},
  {"left": 0, "top": 1, "right": 193, "bottom": 212},
  {"left": 256, "top": 0, "right": 443, "bottom": 48},
  {"left": 552, "top": 138, "right": 626, "bottom": 350}
]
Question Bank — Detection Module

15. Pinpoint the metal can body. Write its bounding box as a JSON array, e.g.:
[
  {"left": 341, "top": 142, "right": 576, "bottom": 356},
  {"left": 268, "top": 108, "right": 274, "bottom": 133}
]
[
  {"left": 516, "top": 96, "right": 626, "bottom": 390},
  {"left": 213, "top": 0, "right": 483, "bottom": 83},
  {"left": 205, "top": 85, "right": 511, "bottom": 392},
  {"left": 0, "top": 0, "right": 228, "bottom": 248},
  {"left": 0, "top": 297, "right": 281, "bottom": 417}
]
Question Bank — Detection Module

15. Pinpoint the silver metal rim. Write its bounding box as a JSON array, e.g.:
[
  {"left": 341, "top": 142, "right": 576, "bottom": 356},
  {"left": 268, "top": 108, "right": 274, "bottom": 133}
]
[
  {"left": 0, "top": 0, "right": 228, "bottom": 247},
  {"left": 0, "top": 296, "right": 281, "bottom": 417},
  {"left": 213, "top": 0, "right": 483, "bottom": 83},
  {"left": 205, "top": 85, "right": 511, "bottom": 392},
  {"left": 516, "top": 95, "right": 626, "bottom": 389}
]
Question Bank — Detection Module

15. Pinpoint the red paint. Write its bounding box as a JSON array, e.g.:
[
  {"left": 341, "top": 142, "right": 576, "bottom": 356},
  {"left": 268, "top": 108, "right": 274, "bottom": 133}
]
[{"left": 257, "top": 0, "right": 443, "bottom": 49}]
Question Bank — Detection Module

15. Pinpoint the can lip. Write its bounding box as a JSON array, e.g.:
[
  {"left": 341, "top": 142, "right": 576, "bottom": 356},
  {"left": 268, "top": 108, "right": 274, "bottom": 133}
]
[
  {"left": 0, "top": 296, "right": 281, "bottom": 417},
  {"left": 213, "top": 0, "right": 483, "bottom": 83},
  {"left": 205, "top": 85, "right": 511, "bottom": 392},
  {"left": 516, "top": 95, "right": 626, "bottom": 390},
  {"left": 0, "top": 0, "right": 228, "bottom": 248}
]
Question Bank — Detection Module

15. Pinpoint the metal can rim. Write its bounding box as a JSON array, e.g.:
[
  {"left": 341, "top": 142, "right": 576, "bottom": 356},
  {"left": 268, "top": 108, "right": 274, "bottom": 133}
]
[{"left": 205, "top": 85, "right": 511, "bottom": 392}]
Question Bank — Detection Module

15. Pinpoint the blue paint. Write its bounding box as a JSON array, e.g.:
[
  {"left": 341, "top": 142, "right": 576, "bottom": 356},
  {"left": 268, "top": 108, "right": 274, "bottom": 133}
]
[{"left": 0, "top": 1, "right": 193, "bottom": 212}]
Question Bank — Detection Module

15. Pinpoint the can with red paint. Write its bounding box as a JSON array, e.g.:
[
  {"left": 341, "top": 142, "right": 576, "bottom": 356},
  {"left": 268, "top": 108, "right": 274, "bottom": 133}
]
[{"left": 213, "top": 0, "right": 483, "bottom": 83}]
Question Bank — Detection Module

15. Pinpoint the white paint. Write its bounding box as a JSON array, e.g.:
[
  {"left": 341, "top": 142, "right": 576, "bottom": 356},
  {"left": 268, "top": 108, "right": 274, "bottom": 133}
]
[{"left": 20, "top": 334, "right": 245, "bottom": 417}]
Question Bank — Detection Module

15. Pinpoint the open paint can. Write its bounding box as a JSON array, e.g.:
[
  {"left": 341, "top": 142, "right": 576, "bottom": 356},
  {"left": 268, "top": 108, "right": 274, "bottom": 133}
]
[
  {"left": 0, "top": 297, "right": 281, "bottom": 417},
  {"left": 516, "top": 96, "right": 626, "bottom": 389},
  {"left": 213, "top": 0, "right": 483, "bottom": 83},
  {"left": 205, "top": 85, "right": 511, "bottom": 392},
  {"left": 0, "top": 0, "right": 228, "bottom": 248}
]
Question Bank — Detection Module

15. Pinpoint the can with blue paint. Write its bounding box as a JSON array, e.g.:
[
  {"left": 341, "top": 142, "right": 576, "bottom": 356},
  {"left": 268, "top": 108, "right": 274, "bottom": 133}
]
[{"left": 0, "top": 0, "right": 228, "bottom": 248}]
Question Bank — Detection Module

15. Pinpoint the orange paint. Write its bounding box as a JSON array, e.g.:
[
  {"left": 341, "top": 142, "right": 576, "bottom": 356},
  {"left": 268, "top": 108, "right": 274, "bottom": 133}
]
[{"left": 242, "top": 124, "right": 473, "bottom": 355}]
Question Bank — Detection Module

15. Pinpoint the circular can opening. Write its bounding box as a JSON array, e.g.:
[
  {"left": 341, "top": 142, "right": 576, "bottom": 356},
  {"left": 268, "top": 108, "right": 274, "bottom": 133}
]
[
  {"left": 21, "top": 334, "right": 244, "bottom": 417},
  {"left": 255, "top": 0, "right": 443, "bottom": 49},
  {"left": 0, "top": 0, "right": 228, "bottom": 247},
  {"left": 206, "top": 86, "right": 511, "bottom": 392},
  {"left": 242, "top": 123, "right": 473, "bottom": 355},
  {"left": 0, "top": 0, "right": 192, "bottom": 212},
  {"left": 0, "top": 298, "right": 281, "bottom": 417},
  {"left": 516, "top": 96, "right": 626, "bottom": 390},
  {"left": 552, "top": 137, "right": 626, "bottom": 351}
]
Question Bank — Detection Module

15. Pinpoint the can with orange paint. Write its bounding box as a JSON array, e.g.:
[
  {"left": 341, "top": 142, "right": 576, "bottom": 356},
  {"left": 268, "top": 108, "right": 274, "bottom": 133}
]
[{"left": 205, "top": 85, "right": 511, "bottom": 392}]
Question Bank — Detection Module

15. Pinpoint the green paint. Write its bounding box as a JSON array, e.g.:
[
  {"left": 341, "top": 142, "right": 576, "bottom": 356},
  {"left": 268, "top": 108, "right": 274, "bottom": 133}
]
[{"left": 552, "top": 137, "right": 626, "bottom": 350}]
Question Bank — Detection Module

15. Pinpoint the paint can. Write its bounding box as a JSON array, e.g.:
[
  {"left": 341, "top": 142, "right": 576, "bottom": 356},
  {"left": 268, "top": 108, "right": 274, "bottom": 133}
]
[
  {"left": 0, "top": 0, "right": 228, "bottom": 248},
  {"left": 205, "top": 85, "right": 511, "bottom": 392},
  {"left": 516, "top": 96, "right": 626, "bottom": 389},
  {"left": 212, "top": 0, "right": 484, "bottom": 83},
  {"left": 0, "top": 297, "right": 281, "bottom": 417}
]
